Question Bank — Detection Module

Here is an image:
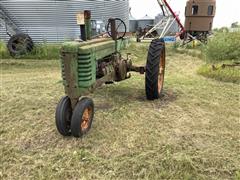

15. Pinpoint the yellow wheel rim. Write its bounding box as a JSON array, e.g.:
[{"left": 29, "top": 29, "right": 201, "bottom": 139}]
[
  {"left": 158, "top": 50, "right": 165, "bottom": 94},
  {"left": 81, "top": 107, "right": 92, "bottom": 130}
]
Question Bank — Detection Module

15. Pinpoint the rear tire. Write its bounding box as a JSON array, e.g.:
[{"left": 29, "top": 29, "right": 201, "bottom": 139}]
[
  {"left": 55, "top": 96, "right": 72, "bottom": 136},
  {"left": 145, "top": 39, "right": 166, "bottom": 100},
  {"left": 71, "top": 97, "right": 94, "bottom": 138},
  {"left": 7, "top": 33, "right": 34, "bottom": 57}
]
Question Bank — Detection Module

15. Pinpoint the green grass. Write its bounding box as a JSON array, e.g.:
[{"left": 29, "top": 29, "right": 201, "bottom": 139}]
[
  {"left": 170, "top": 31, "right": 240, "bottom": 83},
  {"left": 204, "top": 31, "right": 240, "bottom": 62},
  {"left": 197, "top": 63, "right": 240, "bottom": 83},
  {"left": 171, "top": 31, "right": 240, "bottom": 63},
  {"left": 0, "top": 41, "right": 61, "bottom": 60},
  {"left": 170, "top": 41, "right": 205, "bottom": 60},
  {"left": 1, "top": 43, "right": 240, "bottom": 179},
  {"left": 0, "top": 41, "right": 11, "bottom": 59},
  {"left": 172, "top": 47, "right": 203, "bottom": 59},
  {"left": 24, "top": 43, "right": 61, "bottom": 60}
]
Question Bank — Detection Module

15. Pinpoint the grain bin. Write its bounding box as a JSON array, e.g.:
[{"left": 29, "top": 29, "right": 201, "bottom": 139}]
[
  {"left": 137, "top": 15, "right": 154, "bottom": 29},
  {"left": 0, "top": 0, "right": 129, "bottom": 43},
  {"left": 129, "top": 14, "right": 137, "bottom": 33}
]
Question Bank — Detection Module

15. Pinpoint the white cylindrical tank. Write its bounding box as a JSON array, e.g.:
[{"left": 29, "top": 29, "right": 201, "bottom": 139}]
[{"left": 0, "top": 0, "right": 129, "bottom": 43}]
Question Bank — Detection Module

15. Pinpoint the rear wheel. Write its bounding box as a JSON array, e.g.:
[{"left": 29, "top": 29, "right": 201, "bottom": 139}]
[
  {"left": 71, "top": 97, "right": 94, "bottom": 138},
  {"left": 55, "top": 96, "right": 72, "bottom": 136},
  {"left": 145, "top": 39, "right": 166, "bottom": 100},
  {"left": 7, "top": 33, "right": 34, "bottom": 57}
]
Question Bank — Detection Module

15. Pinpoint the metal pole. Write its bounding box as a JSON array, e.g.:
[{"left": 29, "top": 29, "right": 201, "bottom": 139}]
[
  {"left": 163, "top": 0, "right": 185, "bottom": 32},
  {"left": 109, "top": 18, "right": 117, "bottom": 41},
  {"left": 84, "top": 10, "right": 92, "bottom": 40}
]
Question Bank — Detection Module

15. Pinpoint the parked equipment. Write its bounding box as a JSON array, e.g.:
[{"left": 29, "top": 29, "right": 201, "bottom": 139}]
[
  {"left": 56, "top": 0, "right": 216, "bottom": 138},
  {"left": 55, "top": 11, "right": 166, "bottom": 137},
  {"left": 136, "top": 0, "right": 216, "bottom": 45},
  {"left": 7, "top": 33, "right": 34, "bottom": 57},
  {"left": 181, "top": 0, "right": 216, "bottom": 44},
  {"left": 137, "top": 0, "right": 185, "bottom": 42},
  {"left": 0, "top": 4, "right": 34, "bottom": 57}
]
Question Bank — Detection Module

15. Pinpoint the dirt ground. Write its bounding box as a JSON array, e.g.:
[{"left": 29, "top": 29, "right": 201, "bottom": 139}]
[{"left": 1, "top": 43, "right": 240, "bottom": 179}]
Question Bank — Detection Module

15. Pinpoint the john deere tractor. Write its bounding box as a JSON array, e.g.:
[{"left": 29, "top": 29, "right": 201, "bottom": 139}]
[{"left": 55, "top": 11, "right": 166, "bottom": 138}]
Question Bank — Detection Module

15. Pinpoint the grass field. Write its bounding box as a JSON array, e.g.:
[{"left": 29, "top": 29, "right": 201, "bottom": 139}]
[
  {"left": 1, "top": 43, "right": 240, "bottom": 179},
  {"left": 198, "top": 63, "right": 240, "bottom": 84}
]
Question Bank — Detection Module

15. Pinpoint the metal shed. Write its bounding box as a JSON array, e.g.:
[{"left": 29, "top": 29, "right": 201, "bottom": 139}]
[{"left": 0, "top": 0, "right": 129, "bottom": 43}]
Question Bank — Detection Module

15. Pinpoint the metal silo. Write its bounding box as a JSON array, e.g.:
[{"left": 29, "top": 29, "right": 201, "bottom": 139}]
[
  {"left": 0, "top": 0, "right": 129, "bottom": 43},
  {"left": 129, "top": 14, "right": 137, "bottom": 33},
  {"left": 137, "top": 15, "right": 154, "bottom": 29}
]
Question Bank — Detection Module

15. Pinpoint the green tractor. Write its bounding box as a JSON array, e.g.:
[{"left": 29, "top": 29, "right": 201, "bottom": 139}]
[{"left": 55, "top": 11, "right": 166, "bottom": 138}]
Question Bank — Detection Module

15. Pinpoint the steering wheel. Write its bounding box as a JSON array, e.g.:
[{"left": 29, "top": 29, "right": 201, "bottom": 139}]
[{"left": 106, "top": 18, "right": 127, "bottom": 40}]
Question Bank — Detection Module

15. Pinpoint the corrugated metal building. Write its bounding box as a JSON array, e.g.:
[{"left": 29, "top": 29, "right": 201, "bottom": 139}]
[{"left": 0, "top": 0, "right": 129, "bottom": 43}]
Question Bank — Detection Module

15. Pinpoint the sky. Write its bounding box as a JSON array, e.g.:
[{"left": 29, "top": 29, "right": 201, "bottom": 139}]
[{"left": 129, "top": 0, "right": 240, "bottom": 28}]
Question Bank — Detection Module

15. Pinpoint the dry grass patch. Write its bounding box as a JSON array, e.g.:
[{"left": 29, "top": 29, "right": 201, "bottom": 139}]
[{"left": 1, "top": 44, "right": 240, "bottom": 179}]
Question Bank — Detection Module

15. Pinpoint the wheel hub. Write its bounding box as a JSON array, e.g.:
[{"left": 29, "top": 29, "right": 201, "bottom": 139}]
[
  {"left": 81, "top": 107, "right": 92, "bottom": 130},
  {"left": 158, "top": 52, "right": 165, "bottom": 94}
]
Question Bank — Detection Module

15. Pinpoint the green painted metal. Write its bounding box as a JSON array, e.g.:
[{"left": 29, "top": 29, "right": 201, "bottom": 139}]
[{"left": 60, "top": 38, "right": 127, "bottom": 100}]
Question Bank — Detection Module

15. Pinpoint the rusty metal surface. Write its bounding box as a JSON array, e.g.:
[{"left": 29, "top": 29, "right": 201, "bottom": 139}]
[
  {"left": 96, "top": 52, "right": 146, "bottom": 83},
  {"left": 109, "top": 18, "right": 117, "bottom": 41},
  {"left": 184, "top": 0, "right": 216, "bottom": 32},
  {"left": 62, "top": 52, "right": 79, "bottom": 108}
]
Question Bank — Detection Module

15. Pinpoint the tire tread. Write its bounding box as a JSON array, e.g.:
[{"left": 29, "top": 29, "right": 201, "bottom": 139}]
[{"left": 145, "top": 39, "right": 165, "bottom": 100}]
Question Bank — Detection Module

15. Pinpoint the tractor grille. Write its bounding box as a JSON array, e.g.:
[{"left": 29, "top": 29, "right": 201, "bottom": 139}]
[
  {"left": 60, "top": 56, "right": 66, "bottom": 85},
  {"left": 60, "top": 52, "right": 94, "bottom": 88},
  {"left": 78, "top": 53, "right": 93, "bottom": 87}
]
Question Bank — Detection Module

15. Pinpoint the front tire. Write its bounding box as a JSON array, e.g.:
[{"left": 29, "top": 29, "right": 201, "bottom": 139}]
[
  {"left": 71, "top": 97, "right": 94, "bottom": 138},
  {"left": 145, "top": 39, "right": 166, "bottom": 100},
  {"left": 55, "top": 96, "right": 72, "bottom": 136}
]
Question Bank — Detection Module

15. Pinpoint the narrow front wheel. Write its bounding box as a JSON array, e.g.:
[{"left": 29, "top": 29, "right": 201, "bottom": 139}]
[
  {"left": 55, "top": 96, "right": 72, "bottom": 136},
  {"left": 71, "top": 97, "right": 94, "bottom": 138}
]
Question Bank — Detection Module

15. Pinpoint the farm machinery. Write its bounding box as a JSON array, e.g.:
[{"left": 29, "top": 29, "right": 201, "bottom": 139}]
[
  {"left": 56, "top": 0, "right": 216, "bottom": 138},
  {"left": 55, "top": 11, "right": 166, "bottom": 137},
  {"left": 136, "top": 0, "right": 216, "bottom": 45},
  {"left": 0, "top": 4, "right": 34, "bottom": 57}
]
